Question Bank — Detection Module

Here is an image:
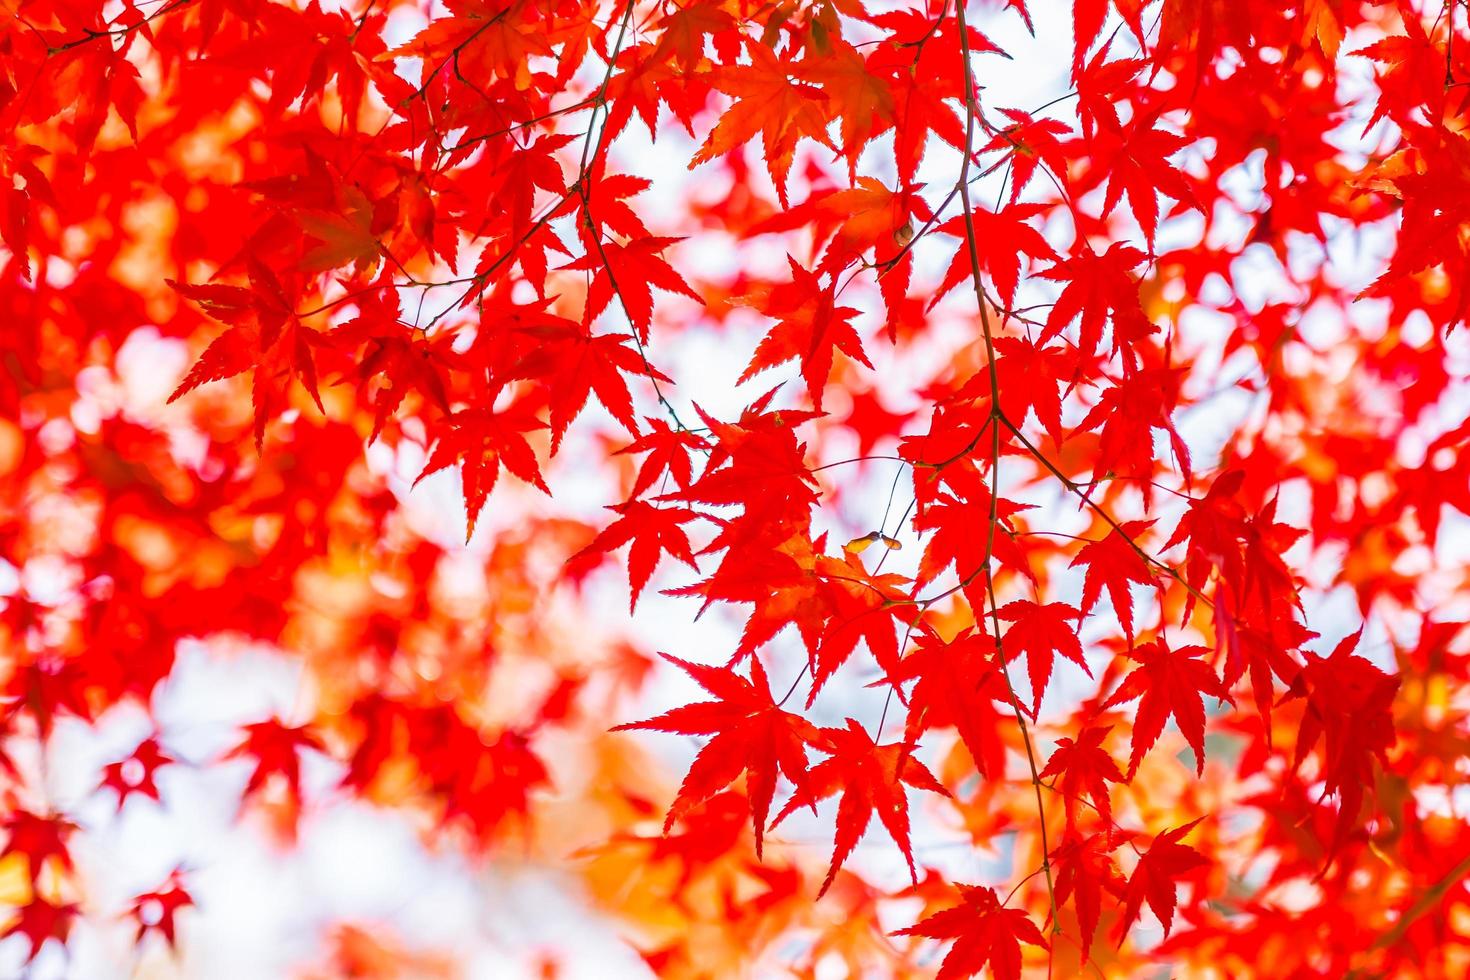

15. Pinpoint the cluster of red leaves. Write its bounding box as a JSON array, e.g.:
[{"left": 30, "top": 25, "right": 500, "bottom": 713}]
[{"left": 3, "top": 0, "right": 1470, "bottom": 976}]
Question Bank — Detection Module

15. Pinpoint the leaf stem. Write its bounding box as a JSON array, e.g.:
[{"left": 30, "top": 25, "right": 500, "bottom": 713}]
[{"left": 955, "top": 0, "right": 1058, "bottom": 948}]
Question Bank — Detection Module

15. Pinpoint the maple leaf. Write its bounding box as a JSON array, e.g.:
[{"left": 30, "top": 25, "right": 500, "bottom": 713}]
[
  {"left": 602, "top": 40, "right": 708, "bottom": 140},
  {"left": 1236, "top": 495, "right": 1307, "bottom": 619},
  {"left": 1300, "top": 0, "right": 1344, "bottom": 62},
  {"left": 524, "top": 329, "right": 671, "bottom": 451},
  {"left": 1071, "top": 2, "right": 1147, "bottom": 80},
  {"left": 560, "top": 235, "right": 700, "bottom": 341},
  {"left": 1074, "top": 47, "right": 1145, "bottom": 142},
  {"left": 1164, "top": 469, "right": 1249, "bottom": 612},
  {"left": 956, "top": 336, "right": 1074, "bottom": 443},
  {"left": 1155, "top": 0, "right": 1254, "bottom": 81},
  {"left": 1352, "top": 17, "right": 1445, "bottom": 134},
  {"left": 225, "top": 717, "right": 326, "bottom": 803},
  {"left": 168, "top": 260, "right": 325, "bottom": 446},
  {"left": 650, "top": 0, "right": 736, "bottom": 72},
  {"left": 489, "top": 133, "right": 573, "bottom": 237},
  {"left": 581, "top": 172, "right": 655, "bottom": 240},
  {"left": 667, "top": 530, "right": 826, "bottom": 661},
  {"left": 614, "top": 654, "right": 820, "bottom": 858},
  {"left": 1, "top": 898, "right": 78, "bottom": 962},
  {"left": 886, "top": 65, "right": 968, "bottom": 186},
  {"left": 1116, "top": 820, "right": 1209, "bottom": 940},
  {"left": 331, "top": 293, "right": 455, "bottom": 441},
  {"left": 1, "top": 810, "right": 76, "bottom": 882},
  {"left": 799, "top": 39, "right": 896, "bottom": 170},
  {"left": 691, "top": 42, "right": 835, "bottom": 205},
  {"left": 615, "top": 418, "right": 709, "bottom": 498},
  {"left": 898, "top": 628, "right": 1012, "bottom": 779},
  {"left": 1356, "top": 132, "right": 1470, "bottom": 329},
  {"left": 1212, "top": 581, "right": 1310, "bottom": 726},
  {"left": 912, "top": 491, "right": 1035, "bottom": 601},
  {"left": 804, "top": 177, "right": 922, "bottom": 272},
  {"left": 737, "top": 258, "right": 870, "bottom": 411},
  {"left": 1039, "top": 725, "right": 1125, "bottom": 826},
  {"left": 898, "top": 401, "right": 991, "bottom": 510},
  {"left": 1071, "top": 0, "right": 1110, "bottom": 78},
  {"left": 841, "top": 385, "right": 916, "bottom": 456},
  {"left": 810, "top": 550, "right": 913, "bottom": 699},
  {"left": 1097, "top": 114, "right": 1200, "bottom": 244},
  {"left": 436, "top": 727, "right": 549, "bottom": 839},
  {"left": 672, "top": 394, "right": 821, "bottom": 515},
  {"left": 1285, "top": 632, "right": 1401, "bottom": 847},
  {"left": 99, "top": 736, "right": 175, "bottom": 811},
  {"left": 1038, "top": 242, "right": 1152, "bottom": 364},
  {"left": 1051, "top": 832, "right": 1127, "bottom": 958},
  {"left": 1077, "top": 365, "right": 1192, "bottom": 483},
  {"left": 416, "top": 405, "right": 550, "bottom": 539},
  {"left": 296, "top": 183, "right": 381, "bottom": 276},
  {"left": 997, "top": 600, "right": 1089, "bottom": 715},
  {"left": 893, "top": 884, "right": 1047, "bottom": 980},
  {"left": 983, "top": 110, "right": 1072, "bottom": 205},
  {"left": 2, "top": 657, "right": 93, "bottom": 735},
  {"left": 568, "top": 500, "right": 700, "bottom": 610},
  {"left": 1069, "top": 521, "right": 1157, "bottom": 643},
  {"left": 129, "top": 870, "right": 194, "bottom": 948},
  {"left": 1103, "top": 638, "right": 1230, "bottom": 778},
  {"left": 773, "top": 719, "right": 949, "bottom": 895},
  {"left": 384, "top": 0, "right": 552, "bottom": 91},
  {"left": 867, "top": 8, "right": 1002, "bottom": 183},
  {"left": 933, "top": 204, "right": 1058, "bottom": 308}
]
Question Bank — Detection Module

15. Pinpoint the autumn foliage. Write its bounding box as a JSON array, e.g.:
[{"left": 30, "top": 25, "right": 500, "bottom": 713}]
[{"left": 3, "top": 0, "right": 1470, "bottom": 976}]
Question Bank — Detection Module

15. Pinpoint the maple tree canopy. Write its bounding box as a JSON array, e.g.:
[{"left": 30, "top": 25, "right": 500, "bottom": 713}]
[{"left": 4, "top": 0, "right": 1470, "bottom": 976}]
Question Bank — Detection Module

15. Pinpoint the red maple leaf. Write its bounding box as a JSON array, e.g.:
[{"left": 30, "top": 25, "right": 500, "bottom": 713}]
[
  {"left": 561, "top": 235, "right": 700, "bottom": 341},
  {"left": 690, "top": 41, "right": 835, "bottom": 205},
  {"left": 1069, "top": 520, "right": 1157, "bottom": 643},
  {"left": 1103, "top": 638, "right": 1230, "bottom": 778},
  {"left": 99, "top": 736, "right": 174, "bottom": 811},
  {"left": 615, "top": 418, "right": 709, "bottom": 499},
  {"left": 129, "top": 869, "right": 194, "bottom": 948},
  {"left": 933, "top": 204, "right": 1057, "bottom": 308},
  {"left": 1, "top": 897, "right": 78, "bottom": 962},
  {"left": 529, "top": 329, "right": 672, "bottom": 451},
  {"left": 738, "top": 258, "right": 870, "bottom": 411},
  {"left": 330, "top": 291, "right": 455, "bottom": 441},
  {"left": 1164, "top": 469, "right": 1249, "bottom": 614},
  {"left": 1116, "top": 820, "right": 1209, "bottom": 939},
  {"left": 225, "top": 717, "right": 326, "bottom": 803},
  {"left": 1285, "top": 632, "right": 1401, "bottom": 847},
  {"left": 1038, "top": 242, "right": 1152, "bottom": 364},
  {"left": 997, "top": 599, "right": 1090, "bottom": 715},
  {"left": 773, "top": 719, "right": 949, "bottom": 895},
  {"left": 1077, "top": 365, "right": 1192, "bottom": 482},
  {"left": 568, "top": 500, "right": 700, "bottom": 610},
  {"left": 1070, "top": 0, "right": 1146, "bottom": 79},
  {"left": 983, "top": 110, "right": 1072, "bottom": 205},
  {"left": 810, "top": 550, "right": 912, "bottom": 699},
  {"left": 416, "top": 404, "right": 550, "bottom": 539},
  {"left": 1097, "top": 114, "right": 1200, "bottom": 245},
  {"left": 898, "top": 628, "right": 1012, "bottom": 779},
  {"left": 1051, "top": 832, "right": 1127, "bottom": 958},
  {"left": 893, "top": 884, "right": 1047, "bottom": 980},
  {"left": 1039, "top": 725, "right": 1125, "bottom": 826},
  {"left": 615, "top": 654, "right": 820, "bottom": 858},
  {"left": 912, "top": 491, "right": 1035, "bottom": 599},
  {"left": 957, "top": 335, "right": 1075, "bottom": 443},
  {"left": 1074, "top": 48, "right": 1145, "bottom": 142},
  {"left": 168, "top": 259, "right": 325, "bottom": 446},
  {"left": 1, "top": 809, "right": 76, "bottom": 882}
]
